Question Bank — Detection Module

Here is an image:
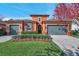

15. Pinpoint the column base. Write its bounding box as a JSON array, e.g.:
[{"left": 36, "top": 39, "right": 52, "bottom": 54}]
[{"left": 67, "top": 31, "right": 72, "bottom": 36}]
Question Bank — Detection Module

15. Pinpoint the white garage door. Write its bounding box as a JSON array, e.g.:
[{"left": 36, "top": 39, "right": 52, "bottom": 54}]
[{"left": 47, "top": 25, "right": 67, "bottom": 35}]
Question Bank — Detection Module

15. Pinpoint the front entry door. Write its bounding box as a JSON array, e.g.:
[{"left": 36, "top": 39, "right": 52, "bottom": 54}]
[{"left": 37, "top": 25, "right": 42, "bottom": 33}]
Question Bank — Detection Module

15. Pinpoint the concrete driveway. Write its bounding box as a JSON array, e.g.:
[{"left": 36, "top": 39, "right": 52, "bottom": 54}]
[
  {"left": 51, "top": 35, "right": 79, "bottom": 51},
  {"left": 51, "top": 35, "right": 79, "bottom": 56},
  {"left": 0, "top": 36, "right": 12, "bottom": 42}
]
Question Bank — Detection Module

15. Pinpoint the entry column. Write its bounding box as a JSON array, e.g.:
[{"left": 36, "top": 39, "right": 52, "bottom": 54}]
[
  {"left": 42, "top": 21, "right": 46, "bottom": 34},
  {"left": 21, "top": 20, "right": 25, "bottom": 32},
  {"left": 67, "top": 24, "right": 72, "bottom": 36},
  {"left": 33, "top": 21, "right": 37, "bottom": 31}
]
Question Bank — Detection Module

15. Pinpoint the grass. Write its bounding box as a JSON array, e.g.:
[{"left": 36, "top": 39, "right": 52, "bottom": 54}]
[{"left": 0, "top": 41, "right": 64, "bottom": 56}]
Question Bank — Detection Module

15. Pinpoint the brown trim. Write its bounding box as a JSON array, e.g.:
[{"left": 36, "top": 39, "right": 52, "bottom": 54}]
[
  {"left": 46, "top": 21, "right": 72, "bottom": 24},
  {"left": 30, "top": 15, "right": 49, "bottom": 17}
]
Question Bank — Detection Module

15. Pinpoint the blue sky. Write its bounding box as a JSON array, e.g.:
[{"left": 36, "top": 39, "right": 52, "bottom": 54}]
[{"left": 0, "top": 3, "right": 58, "bottom": 20}]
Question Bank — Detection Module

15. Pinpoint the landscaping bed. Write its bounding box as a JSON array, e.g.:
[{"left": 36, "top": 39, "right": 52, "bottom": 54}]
[
  {"left": 12, "top": 34, "right": 52, "bottom": 42},
  {"left": 0, "top": 41, "right": 64, "bottom": 56}
]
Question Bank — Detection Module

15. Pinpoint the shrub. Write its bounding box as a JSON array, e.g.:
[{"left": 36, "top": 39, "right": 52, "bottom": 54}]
[
  {"left": 21, "top": 31, "right": 38, "bottom": 34},
  {"left": 72, "top": 30, "right": 78, "bottom": 35},
  {"left": 12, "top": 34, "right": 51, "bottom": 41},
  {"left": 0, "top": 30, "right": 5, "bottom": 36}
]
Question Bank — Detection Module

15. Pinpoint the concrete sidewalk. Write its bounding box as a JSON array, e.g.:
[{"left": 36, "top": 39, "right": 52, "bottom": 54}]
[{"left": 0, "top": 36, "right": 12, "bottom": 42}]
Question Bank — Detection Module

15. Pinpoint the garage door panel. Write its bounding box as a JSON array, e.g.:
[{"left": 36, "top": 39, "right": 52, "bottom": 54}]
[
  {"left": 10, "top": 25, "right": 19, "bottom": 35},
  {"left": 47, "top": 25, "right": 67, "bottom": 35}
]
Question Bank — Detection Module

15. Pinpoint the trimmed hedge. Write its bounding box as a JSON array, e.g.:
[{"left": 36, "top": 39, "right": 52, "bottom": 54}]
[
  {"left": 0, "top": 30, "right": 5, "bottom": 36},
  {"left": 12, "top": 34, "right": 52, "bottom": 42},
  {"left": 21, "top": 31, "right": 38, "bottom": 34},
  {"left": 13, "top": 34, "right": 49, "bottom": 39}
]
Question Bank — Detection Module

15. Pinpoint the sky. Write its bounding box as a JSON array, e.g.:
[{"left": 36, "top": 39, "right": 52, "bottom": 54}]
[{"left": 0, "top": 3, "right": 58, "bottom": 20}]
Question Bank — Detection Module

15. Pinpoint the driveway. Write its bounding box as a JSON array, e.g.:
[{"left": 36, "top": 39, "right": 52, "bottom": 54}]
[
  {"left": 0, "top": 36, "right": 12, "bottom": 42},
  {"left": 51, "top": 35, "right": 79, "bottom": 55}
]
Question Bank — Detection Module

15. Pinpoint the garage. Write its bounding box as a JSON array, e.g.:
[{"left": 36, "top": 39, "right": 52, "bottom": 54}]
[
  {"left": 47, "top": 25, "right": 67, "bottom": 35},
  {"left": 10, "top": 25, "right": 19, "bottom": 35}
]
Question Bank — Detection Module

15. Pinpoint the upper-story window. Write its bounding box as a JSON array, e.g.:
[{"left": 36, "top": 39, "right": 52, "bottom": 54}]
[{"left": 38, "top": 17, "right": 42, "bottom": 23}]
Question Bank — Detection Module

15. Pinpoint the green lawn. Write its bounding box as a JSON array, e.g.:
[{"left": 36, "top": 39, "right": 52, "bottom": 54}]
[{"left": 0, "top": 41, "right": 64, "bottom": 56}]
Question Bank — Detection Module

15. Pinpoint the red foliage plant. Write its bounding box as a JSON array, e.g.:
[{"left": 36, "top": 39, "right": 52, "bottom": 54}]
[{"left": 55, "top": 3, "right": 79, "bottom": 21}]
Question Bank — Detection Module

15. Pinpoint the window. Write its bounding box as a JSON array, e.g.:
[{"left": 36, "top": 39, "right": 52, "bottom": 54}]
[
  {"left": 27, "top": 23, "right": 32, "bottom": 31},
  {"left": 38, "top": 17, "right": 42, "bottom": 22}
]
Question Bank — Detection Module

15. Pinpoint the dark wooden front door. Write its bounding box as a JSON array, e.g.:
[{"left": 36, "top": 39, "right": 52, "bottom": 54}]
[{"left": 37, "top": 25, "right": 42, "bottom": 33}]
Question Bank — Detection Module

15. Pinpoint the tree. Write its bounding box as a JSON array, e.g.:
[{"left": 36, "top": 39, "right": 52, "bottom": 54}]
[
  {"left": 55, "top": 3, "right": 79, "bottom": 20},
  {"left": 55, "top": 3, "right": 79, "bottom": 25}
]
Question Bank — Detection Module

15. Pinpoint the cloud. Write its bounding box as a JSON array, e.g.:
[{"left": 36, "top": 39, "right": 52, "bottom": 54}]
[{"left": 2, "top": 18, "right": 10, "bottom": 21}]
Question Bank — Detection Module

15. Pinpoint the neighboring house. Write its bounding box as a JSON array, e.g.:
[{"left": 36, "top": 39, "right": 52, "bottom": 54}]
[
  {"left": 71, "top": 20, "right": 79, "bottom": 32},
  {"left": 0, "top": 22, "right": 6, "bottom": 35},
  {"left": 72, "top": 23, "right": 79, "bottom": 31},
  {"left": 1, "top": 15, "right": 72, "bottom": 36}
]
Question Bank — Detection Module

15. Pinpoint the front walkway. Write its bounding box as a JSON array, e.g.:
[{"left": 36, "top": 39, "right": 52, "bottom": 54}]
[
  {"left": 51, "top": 35, "right": 79, "bottom": 55},
  {"left": 0, "top": 36, "right": 12, "bottom": 42}
]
